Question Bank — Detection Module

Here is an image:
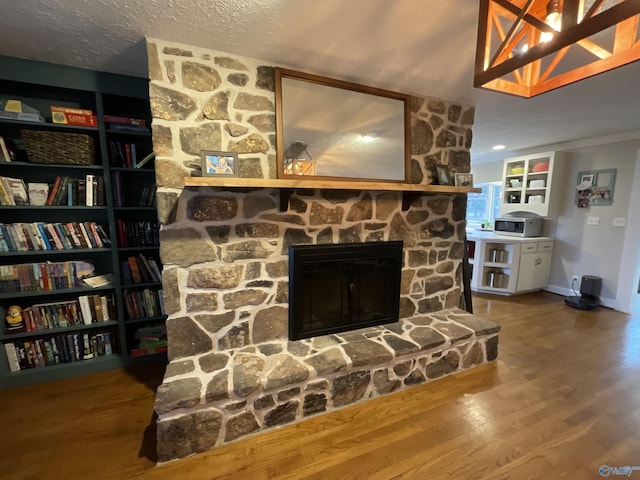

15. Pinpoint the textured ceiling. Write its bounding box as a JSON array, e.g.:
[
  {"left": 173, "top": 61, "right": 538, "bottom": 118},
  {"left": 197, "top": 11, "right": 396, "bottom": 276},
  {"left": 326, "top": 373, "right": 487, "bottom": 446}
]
[{"left": 1, "top": 0, "right": 639, "bottom": 163}]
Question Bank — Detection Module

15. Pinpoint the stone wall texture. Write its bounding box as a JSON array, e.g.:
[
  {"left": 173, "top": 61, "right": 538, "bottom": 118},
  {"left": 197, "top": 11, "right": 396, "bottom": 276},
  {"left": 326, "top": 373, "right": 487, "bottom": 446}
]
[{"left": 147, "top": 38, "right": 484, "bottom": 462}]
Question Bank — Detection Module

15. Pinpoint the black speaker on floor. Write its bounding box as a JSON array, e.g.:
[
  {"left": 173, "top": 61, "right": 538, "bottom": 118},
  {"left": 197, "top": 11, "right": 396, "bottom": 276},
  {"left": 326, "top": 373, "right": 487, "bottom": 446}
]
[{"left": 565, "top": 275, "right": 602, "bottom": 310}]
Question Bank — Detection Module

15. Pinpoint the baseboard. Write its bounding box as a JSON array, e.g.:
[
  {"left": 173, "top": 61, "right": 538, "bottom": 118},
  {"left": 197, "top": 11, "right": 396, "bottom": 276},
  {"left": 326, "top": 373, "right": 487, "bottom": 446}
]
[{"left": 544, "top": 284, "right": 617, "bottom": 310}]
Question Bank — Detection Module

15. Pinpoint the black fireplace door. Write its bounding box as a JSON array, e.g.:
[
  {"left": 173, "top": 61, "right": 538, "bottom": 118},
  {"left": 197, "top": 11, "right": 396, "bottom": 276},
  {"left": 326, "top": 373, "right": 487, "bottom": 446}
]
[{"left": 288, "top": 241, "right": 402, "bottom": 340}]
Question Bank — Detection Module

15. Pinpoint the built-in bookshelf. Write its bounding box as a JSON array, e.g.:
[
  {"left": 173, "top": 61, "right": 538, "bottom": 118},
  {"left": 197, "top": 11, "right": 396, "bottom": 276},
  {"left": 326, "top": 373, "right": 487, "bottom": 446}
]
[{"left": 0, "top": 56, "right": 166, "bottom": 389}]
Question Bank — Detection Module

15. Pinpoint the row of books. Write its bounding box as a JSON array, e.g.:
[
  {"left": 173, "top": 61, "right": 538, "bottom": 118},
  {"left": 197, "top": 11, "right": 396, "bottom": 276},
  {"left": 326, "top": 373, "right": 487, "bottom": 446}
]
[
  {"left": 0, "top": 260, "right": 95, "bottom": 292},
  {"left": 120, "top": 253, "right": 162, "bottom": 285},
  {"left": 131, "top": 324, "right": 167, "bottom": 358},
  {"left": 123, "top": 288, "right": 164, "bottom": 320},
  {"left": 107, "top": 141, "right": 154, "bottom": 169},
  {"left": 4, "top": 294, "right": 115, "bottom": 334},
  {"left": 111, "top": 170, "right": 156, "bottom": 207},
  {"left": 3, "top": 330, "right": 113, "bottom": 372},
  {"left": 0, "top": 174, "right": 106, "bottom": 207},
  {"left": 116, "top": 219, "right": 159, "bottom": 248},
  {"left": 46, "top": 174, "right": 105, "bottom": 206},
  {"left": 0, "top": 221, "right": 110, "bottom": 252}
]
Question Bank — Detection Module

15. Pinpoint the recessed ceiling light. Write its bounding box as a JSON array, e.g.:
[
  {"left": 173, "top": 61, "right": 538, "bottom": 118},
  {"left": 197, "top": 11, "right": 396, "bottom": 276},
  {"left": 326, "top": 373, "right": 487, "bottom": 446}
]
[{"left": 492, "top": 144, "right": 506, "bottom": 150}]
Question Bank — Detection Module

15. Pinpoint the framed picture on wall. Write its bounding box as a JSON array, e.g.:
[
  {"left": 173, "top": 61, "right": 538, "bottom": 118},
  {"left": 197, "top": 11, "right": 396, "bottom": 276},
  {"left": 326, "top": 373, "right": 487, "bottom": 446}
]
[
  {"left": 575, "top": 168, "right": 616, "bottom": 207},
  {"left": 201, "top": 151, "right": 238, "bottom": 177}
]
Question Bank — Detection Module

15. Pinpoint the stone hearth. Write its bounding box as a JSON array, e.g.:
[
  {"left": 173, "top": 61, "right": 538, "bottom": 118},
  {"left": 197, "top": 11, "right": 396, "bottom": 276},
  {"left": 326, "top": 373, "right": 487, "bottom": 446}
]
[{"left": 154, "top": 308, "right": 499, "bottom": 461}]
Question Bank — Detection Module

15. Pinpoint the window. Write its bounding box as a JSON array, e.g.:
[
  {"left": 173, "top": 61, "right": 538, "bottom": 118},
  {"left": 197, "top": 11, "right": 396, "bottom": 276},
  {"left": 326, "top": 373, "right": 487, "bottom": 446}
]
[{"left": 466, "top": 181, "right": 502, "bottom": 229}]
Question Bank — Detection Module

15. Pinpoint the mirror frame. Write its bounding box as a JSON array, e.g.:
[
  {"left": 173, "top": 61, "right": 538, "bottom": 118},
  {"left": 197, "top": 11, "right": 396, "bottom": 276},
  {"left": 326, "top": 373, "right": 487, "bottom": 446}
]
[{"left": 275, "top": 67, "right": 412, "bottom": 183}]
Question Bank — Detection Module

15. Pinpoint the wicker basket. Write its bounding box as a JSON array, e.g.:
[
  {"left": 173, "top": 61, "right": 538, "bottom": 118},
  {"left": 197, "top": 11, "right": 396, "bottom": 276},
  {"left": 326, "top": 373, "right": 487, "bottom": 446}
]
[{"left": 21, "top": 129, "right": 95, "bottom": 165}]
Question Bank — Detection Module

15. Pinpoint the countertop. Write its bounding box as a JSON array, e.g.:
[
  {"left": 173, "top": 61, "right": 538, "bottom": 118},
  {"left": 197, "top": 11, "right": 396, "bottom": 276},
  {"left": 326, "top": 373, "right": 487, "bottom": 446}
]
[{"left": 466, "top": 230, "right": 554, "bottom": 242}]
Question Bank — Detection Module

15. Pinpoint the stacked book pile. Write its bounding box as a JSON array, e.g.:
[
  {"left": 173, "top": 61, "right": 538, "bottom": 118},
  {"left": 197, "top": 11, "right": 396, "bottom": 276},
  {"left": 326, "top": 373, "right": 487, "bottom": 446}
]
[{"left": 131, "top": 324, "right": 167, "bottom": 358}]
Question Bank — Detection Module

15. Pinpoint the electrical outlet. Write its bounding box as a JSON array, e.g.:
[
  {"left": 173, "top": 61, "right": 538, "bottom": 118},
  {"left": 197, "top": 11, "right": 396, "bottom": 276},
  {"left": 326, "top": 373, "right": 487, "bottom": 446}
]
[{"left": 571, "top": 276, "right": 580, "bottom": 289}]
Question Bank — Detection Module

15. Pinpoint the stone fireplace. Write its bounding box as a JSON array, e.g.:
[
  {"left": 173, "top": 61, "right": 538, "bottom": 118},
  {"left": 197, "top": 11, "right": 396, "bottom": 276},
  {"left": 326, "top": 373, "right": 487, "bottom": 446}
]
[{"left": 147, "top": 38, "right": 500, "bottom": 462}]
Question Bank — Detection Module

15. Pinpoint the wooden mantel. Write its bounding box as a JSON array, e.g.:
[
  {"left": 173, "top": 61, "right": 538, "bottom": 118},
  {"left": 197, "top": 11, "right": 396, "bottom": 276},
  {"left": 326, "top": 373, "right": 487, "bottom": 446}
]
[{"left": 183, "top": 177, "right": 480, "bottom": 211}]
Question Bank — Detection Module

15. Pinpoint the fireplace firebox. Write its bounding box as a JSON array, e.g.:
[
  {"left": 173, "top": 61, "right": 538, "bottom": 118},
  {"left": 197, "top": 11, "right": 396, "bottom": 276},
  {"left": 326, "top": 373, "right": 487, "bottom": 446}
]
[{"left": 288, "top": 241, "right": 403, "bottom": 340}]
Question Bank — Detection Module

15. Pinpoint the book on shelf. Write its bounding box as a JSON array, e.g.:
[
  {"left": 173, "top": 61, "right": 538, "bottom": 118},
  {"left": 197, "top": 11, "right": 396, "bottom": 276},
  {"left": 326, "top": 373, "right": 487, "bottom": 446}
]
[
  {"left": 0, "top": 227, "right": 9, "bottom": 252},
  {"left": 4, "top": 343, "right": 21, "bottom": 372},
  {"left": 119, "top": 260, "right": 132, "bottom": 285},
  {"left": 0, "top": 179, "right": 12, "bottom": 205},
  {"left": 104, "top": 115, "right": 147, "bottom": 127},
  {"left": 104, "top": 115, "right": 148, "bottom": 134},
  {"left": 0, "top": 136, "right": 15, "bottom": 162},
  {"left": 85, "top": 174, "right": 94, "bottom": 206},
  {"left": 82, "top": 273, "right": 114, "bottom": 288},
  {"left": 130, "top": 345, "right": 167, "bottom": 358},
  {"left": 45, "top": 176, "right": 62, "bottom": 205},
  {"left": 89, "top": 294, "right": 103, "bottom": 322},
  {"left": 127, "top": 256, "right": 143, "bottom": 283},
  {"left": 27, "top": 183, "right": 49, "bottom": 206},
  {"left": 77, "top": 295, "right": 93, "bottom": 325},
  {"left": 0, "top": 177, "right": 29, "bottom": 205}
]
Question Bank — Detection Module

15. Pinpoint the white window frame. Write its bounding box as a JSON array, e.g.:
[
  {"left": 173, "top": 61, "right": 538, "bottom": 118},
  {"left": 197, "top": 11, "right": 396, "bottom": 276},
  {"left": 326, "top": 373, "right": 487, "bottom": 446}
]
[{"left": 466, "top": 181, "right": 502, "bottom": 229}]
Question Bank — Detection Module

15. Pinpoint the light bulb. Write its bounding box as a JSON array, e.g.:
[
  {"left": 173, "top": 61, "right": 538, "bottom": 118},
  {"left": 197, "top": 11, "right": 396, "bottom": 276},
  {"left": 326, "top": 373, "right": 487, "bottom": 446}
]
[{"left": 541, "top": 0, "right": 561, "bottom": 42}]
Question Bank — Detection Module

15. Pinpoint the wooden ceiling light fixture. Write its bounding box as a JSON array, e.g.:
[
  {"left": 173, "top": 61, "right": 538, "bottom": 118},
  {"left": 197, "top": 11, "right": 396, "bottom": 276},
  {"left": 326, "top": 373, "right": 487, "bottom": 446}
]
[{"left": 474, "top": 0, "right": 640, "bottom": 97}]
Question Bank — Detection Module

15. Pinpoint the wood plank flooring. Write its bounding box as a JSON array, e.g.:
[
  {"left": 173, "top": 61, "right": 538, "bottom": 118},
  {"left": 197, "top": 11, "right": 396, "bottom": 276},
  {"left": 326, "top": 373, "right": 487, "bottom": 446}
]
[{"left": 1, "top": 291, "right": 639, "bottom": 480}]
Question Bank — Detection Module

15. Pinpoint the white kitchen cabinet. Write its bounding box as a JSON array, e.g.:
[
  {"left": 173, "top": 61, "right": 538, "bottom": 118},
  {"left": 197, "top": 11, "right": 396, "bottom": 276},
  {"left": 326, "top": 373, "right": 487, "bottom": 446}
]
[
  {"left": 516, "top": 241, "right": 553, "bottom": 292},
  {"left": 501, "top": 151, "right": 560, "bottom": 217},
  {"left": 467, "top": 232, "right": 554, "bottom": 295}
]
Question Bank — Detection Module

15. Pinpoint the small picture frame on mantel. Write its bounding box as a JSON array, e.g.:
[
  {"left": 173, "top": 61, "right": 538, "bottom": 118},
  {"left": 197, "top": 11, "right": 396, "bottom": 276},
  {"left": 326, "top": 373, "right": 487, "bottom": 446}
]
[
  {"left": 434, "top": 165, "right": 453, "bottom": 186},
  {"left": 454, "top": 172, "right": 473, "bottom": 187},
  {"left": 201, "top": 150, "right": 238, "bottom": 177}
]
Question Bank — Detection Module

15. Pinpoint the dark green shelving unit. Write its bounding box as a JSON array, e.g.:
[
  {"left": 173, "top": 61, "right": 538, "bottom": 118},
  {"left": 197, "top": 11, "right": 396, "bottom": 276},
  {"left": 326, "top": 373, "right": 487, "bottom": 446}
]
[{"left": 0, "top": 56, "right": 166, "bottom": 389}]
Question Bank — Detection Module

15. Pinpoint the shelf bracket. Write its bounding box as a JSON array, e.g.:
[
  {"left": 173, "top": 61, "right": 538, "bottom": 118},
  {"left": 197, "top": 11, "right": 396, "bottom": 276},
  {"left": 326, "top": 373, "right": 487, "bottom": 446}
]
[
  {"left": 279, "top": 188, "right": 294, "bottom": 212},
  {"left": 402, "top": 192, "right": 422, "bottom": 211}
]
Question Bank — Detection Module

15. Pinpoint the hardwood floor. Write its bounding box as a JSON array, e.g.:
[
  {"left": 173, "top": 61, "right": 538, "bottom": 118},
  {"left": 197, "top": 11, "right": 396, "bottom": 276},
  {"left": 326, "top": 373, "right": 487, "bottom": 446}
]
[{"left": 2, "top": 291, "right": 639, "bottom": 479}]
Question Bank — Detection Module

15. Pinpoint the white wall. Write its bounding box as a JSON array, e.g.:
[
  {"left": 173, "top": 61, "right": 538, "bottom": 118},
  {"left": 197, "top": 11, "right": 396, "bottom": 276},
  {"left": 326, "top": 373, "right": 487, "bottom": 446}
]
[
  {"left": 471, "top": 140, "right": 640, "bottom": 312},
  {"left": 471, "top": 159, "right": 503, "bottom": 184}
]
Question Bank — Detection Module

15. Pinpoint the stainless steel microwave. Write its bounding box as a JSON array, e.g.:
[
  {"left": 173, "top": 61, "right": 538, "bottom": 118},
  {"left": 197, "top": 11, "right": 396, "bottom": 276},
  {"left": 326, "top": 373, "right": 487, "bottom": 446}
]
[{"left": 494, "top": 217, "right": 543, "bottom": 237}]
